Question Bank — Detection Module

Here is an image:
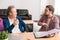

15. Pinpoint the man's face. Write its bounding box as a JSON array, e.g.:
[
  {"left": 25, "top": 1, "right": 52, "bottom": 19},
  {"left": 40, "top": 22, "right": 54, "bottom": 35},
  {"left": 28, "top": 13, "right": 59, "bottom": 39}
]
[
  {"left": 9, "top": 8, "right": 17, "bottom": 18},
  {"left": 45, "top": 8, "right": 50, "bottom": 16},
  {"left": 45, "top": 7, "right": 53, "bottom": 17}
]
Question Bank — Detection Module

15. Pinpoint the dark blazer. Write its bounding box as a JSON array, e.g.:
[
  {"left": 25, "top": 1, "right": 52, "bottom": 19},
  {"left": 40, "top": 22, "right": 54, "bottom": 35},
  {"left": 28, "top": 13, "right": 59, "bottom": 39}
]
[{"left": 3, "top": 16, "right": 27, "bottom": 33}]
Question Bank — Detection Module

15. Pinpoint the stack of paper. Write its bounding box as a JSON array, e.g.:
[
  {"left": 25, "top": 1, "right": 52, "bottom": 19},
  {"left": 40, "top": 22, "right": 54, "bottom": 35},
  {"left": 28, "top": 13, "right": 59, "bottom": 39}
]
[{"left": 34, "top": 29, "right": 60, "bottom": 38}]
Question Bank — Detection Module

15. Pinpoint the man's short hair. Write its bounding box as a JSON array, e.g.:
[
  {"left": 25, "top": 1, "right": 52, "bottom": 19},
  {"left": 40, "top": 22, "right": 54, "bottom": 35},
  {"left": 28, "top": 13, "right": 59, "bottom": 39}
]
[
  {"left": 46, "top": 5, "right": 54, "bottom": 14},
  {"left": 7, "top": 5, "right": 15, "bottom": 13}
]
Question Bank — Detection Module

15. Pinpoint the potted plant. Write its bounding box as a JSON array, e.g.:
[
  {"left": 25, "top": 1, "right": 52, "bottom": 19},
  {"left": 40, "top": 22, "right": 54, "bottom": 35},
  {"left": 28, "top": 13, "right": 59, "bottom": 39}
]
[{"left": 0, "top": 31, "right": 8, "bottom": 40}]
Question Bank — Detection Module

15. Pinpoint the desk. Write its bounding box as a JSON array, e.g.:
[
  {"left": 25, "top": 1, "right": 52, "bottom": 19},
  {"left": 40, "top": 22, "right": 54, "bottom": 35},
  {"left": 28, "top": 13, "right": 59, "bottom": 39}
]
[{"left": 12, "top": 32, "right": 60, "bottom": 40}]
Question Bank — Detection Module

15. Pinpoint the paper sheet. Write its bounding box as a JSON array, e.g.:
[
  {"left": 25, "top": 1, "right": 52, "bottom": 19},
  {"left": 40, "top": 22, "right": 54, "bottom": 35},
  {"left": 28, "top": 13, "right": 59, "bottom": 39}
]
[{"left": 34, "top": 29, "right": 60, "bottom": 38}]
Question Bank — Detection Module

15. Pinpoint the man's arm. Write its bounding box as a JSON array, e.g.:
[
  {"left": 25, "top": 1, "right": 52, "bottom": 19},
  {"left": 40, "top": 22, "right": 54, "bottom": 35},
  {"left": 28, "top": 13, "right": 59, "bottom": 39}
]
[
  {"left": 17, "top": 16, "right": 27, "bottom": 32},
  {"left": 38, "top": 16, "right": 48, "bottom": 27},
  {"left": 38, "top": 16, "right": 44, "bottom": 26},
  {"left": 3, "top": 19, "right": 14, "bottom": 33},
  {"left": 21, "top": 20, "right": 27, "bottom": 32},
  {"left": 54, "top": 17, "right": 59, "bottom": 29}
]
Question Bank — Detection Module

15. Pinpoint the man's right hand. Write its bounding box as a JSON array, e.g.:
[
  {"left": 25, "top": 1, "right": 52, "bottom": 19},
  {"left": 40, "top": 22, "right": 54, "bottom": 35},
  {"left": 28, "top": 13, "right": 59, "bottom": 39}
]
[
  {"left": 13, "top": 18, "right": 19, "bottom": 26},
  {"left": 42, "top": 23, "right": 48, "bottom": 27}
]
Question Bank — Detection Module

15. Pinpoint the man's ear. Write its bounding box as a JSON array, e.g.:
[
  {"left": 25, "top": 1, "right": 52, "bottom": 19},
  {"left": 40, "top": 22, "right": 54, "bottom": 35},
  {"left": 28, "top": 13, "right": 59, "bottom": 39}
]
[{"left": 9, "top": 12, "right": 12, "bottom": 15}]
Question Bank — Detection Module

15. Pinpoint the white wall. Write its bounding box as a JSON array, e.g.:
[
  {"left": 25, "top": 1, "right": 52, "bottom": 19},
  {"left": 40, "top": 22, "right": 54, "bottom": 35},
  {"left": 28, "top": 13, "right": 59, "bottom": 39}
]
[
  {"left": 0, "top": 0, "right": 55, "bottom": 20},
  {"left": 0, "top": 0, "right": 40, "bottom": 20},
  {"left": 39, "top": 0, "right": 55, "bottom": 15},
  {"left": 55, "top": 0, "right": 60, "bottom": 15}
]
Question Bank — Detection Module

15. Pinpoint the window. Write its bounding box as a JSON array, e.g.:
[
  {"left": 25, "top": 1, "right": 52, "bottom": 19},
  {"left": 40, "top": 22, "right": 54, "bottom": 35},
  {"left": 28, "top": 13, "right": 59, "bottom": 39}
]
[{"left": 55, "top": 0, "right": 60, "bottom": 15}]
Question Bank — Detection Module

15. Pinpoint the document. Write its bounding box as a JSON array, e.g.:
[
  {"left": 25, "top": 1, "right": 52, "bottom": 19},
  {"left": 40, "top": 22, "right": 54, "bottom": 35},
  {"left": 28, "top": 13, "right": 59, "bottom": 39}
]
[{"left": 34, "top": 29, "right": 60, "bottom": 38}]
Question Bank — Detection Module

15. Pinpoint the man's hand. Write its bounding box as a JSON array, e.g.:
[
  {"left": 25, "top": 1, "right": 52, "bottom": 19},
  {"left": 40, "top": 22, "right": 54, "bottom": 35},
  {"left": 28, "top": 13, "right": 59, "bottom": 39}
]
[
  {"left": 42, "top": 23, "right": 48, "bottom": 27},
  {"left": 13, "top": 18, "right": 19, "bottom": 26},
  {"left": 47, "top": 33, "right": 55, "bottom": 37}
]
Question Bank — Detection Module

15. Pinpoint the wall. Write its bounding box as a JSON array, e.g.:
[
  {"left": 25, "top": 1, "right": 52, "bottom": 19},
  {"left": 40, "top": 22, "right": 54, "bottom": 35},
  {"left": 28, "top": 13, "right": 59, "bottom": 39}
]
[
  {"left": 39, "top": 0, "right": 55, "bottom": 15},
  {"left": 0, "top": 0, "right": 55, "bottom": 20},
  {"left": 0, "top": 0, "right": 40, "bottom": 20},
  {"left": 55, "top": 0, "right": 60, "bottom": 15}
]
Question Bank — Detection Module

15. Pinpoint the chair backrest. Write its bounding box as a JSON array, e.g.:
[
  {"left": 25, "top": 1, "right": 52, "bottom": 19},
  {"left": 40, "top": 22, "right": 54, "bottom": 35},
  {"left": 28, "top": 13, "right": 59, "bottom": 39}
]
[
  {"left": 56, "top": 15, "right": 60, "bottom": 27},
  {"left": 0, "top": 18, "right": 4, "bottom": 31},
  {"left": 17, "top": 9, "right": 29, "bottom": 16}
]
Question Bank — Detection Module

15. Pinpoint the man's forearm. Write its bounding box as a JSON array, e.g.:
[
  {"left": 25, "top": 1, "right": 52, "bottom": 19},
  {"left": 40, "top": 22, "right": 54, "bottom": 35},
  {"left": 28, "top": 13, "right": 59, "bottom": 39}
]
[{"left": 8, "top": 24, "right": 14, "bottom": 33}]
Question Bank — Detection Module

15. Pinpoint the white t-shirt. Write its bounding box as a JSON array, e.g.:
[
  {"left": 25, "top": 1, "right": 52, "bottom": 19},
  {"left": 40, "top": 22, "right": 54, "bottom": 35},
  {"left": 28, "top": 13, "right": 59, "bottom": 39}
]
[{"left": 8, "top": 17, "right": 21, "bottom": 33}]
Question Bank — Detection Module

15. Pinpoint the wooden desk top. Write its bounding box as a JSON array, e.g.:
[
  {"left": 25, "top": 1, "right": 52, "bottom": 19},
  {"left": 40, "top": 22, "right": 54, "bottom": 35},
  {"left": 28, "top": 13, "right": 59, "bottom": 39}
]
[{"left": 13, "top": 32, "right": 60, "bottom": 40}]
